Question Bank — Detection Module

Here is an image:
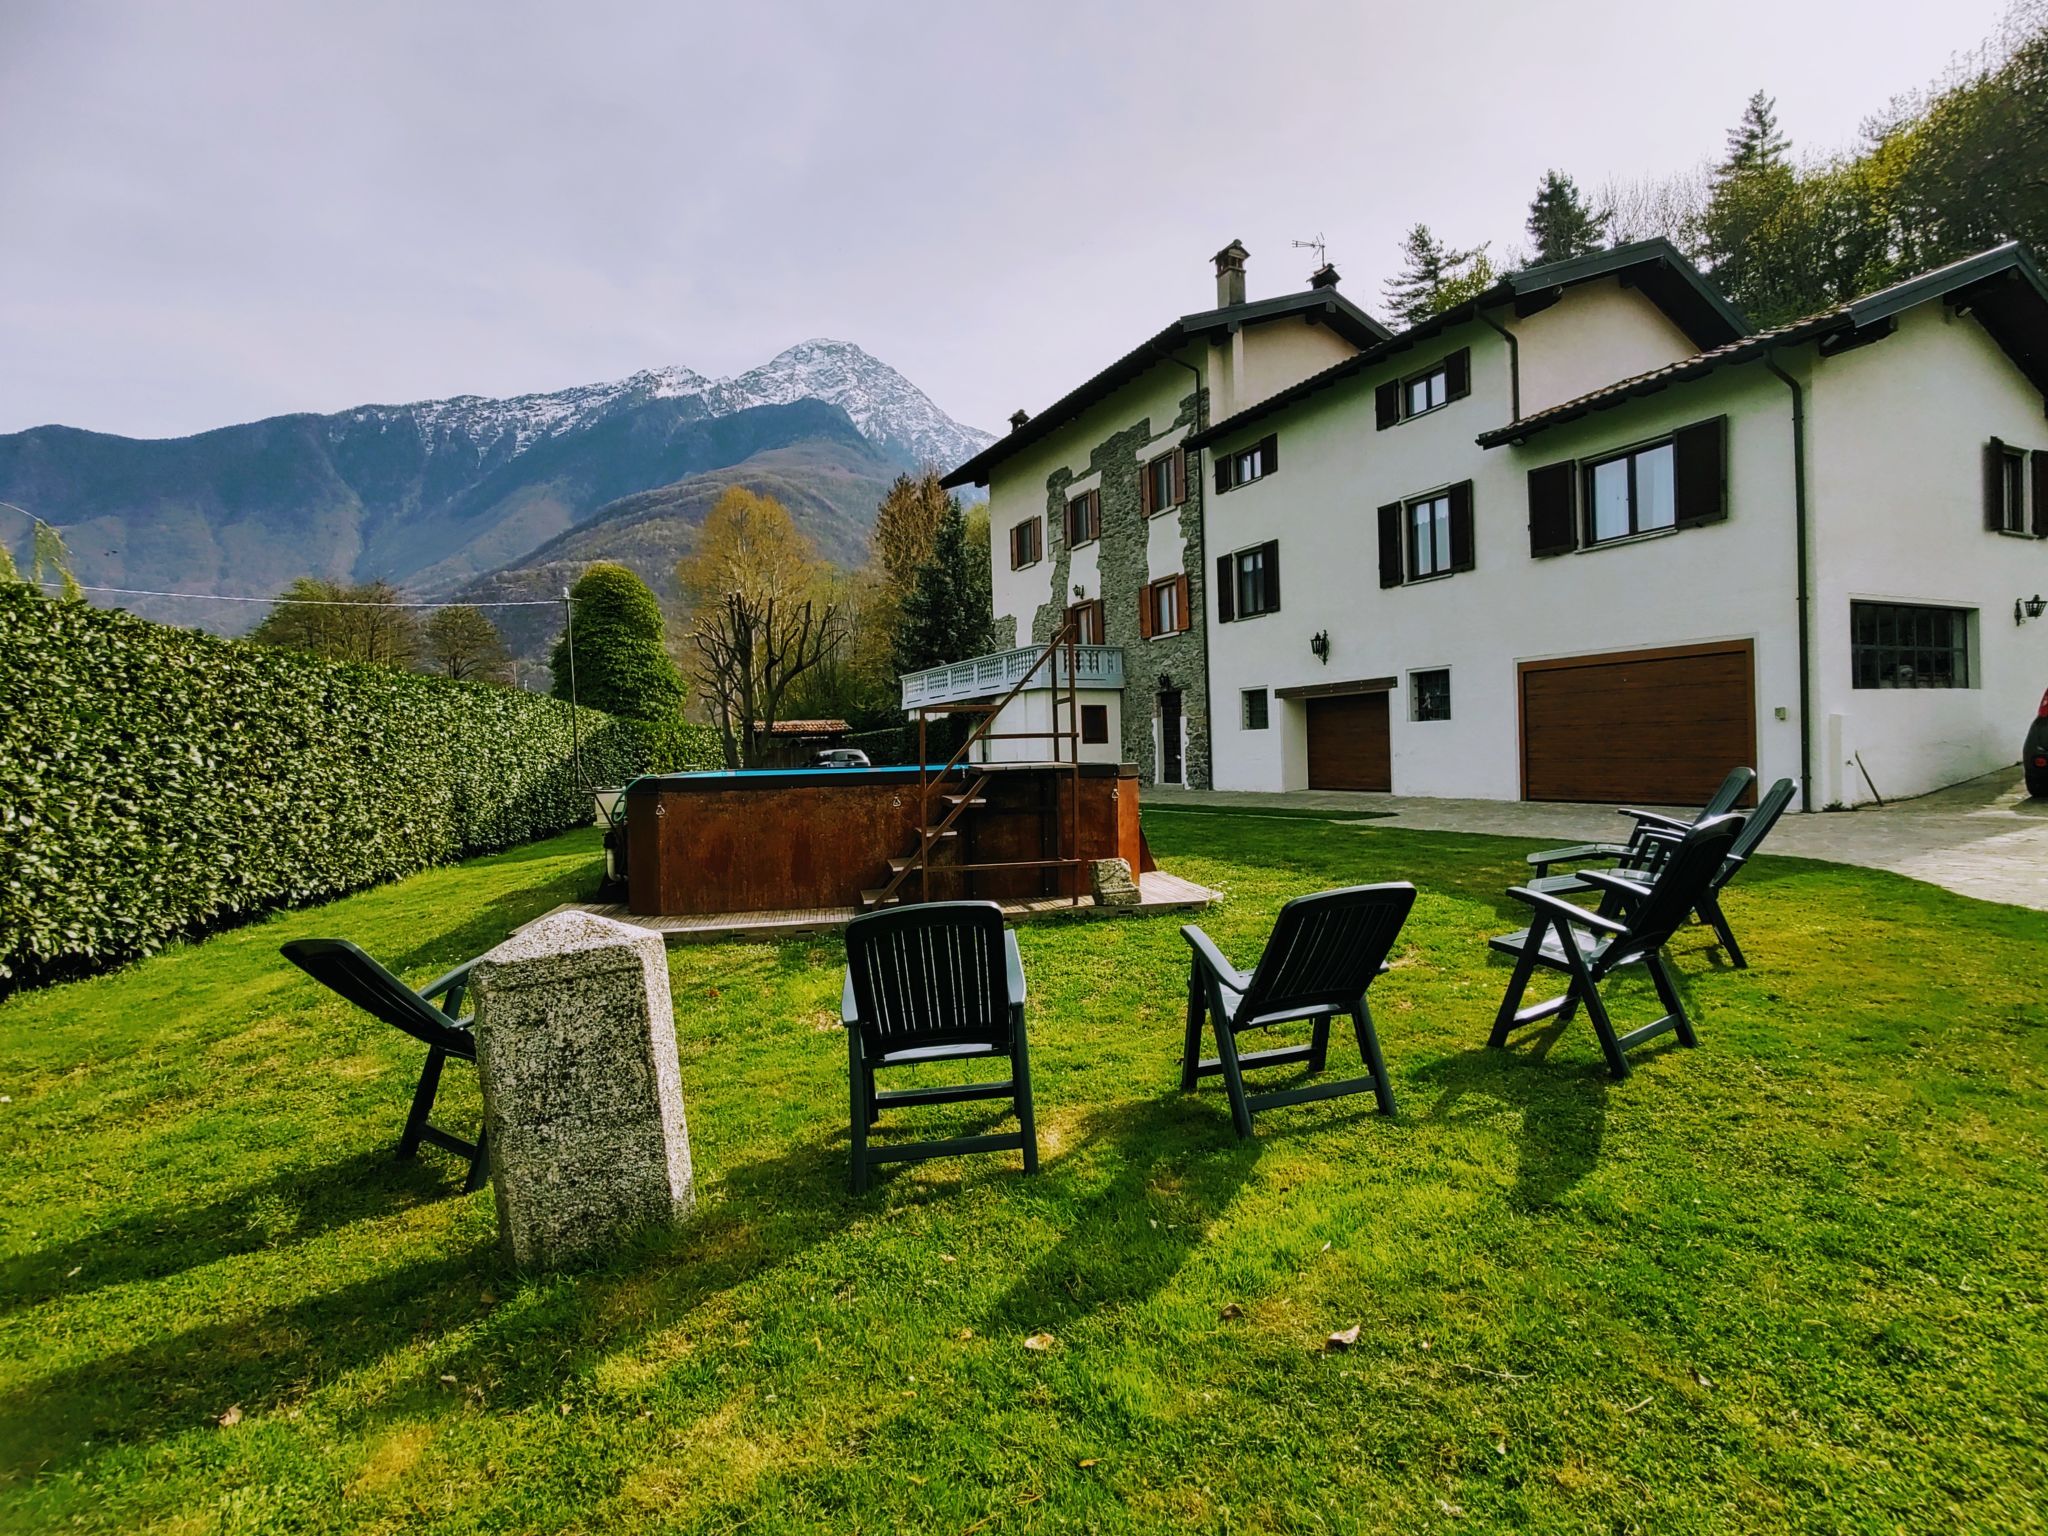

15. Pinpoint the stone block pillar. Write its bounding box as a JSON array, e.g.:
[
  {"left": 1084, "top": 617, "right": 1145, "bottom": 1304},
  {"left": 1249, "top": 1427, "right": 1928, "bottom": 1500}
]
[{"left": 470, "top": 910, "right": 693, "bottom": 1268}]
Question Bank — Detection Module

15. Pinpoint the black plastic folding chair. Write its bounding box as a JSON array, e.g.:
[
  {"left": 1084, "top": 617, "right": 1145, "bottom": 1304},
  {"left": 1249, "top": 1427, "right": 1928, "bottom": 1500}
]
[
  {"left": 280, "top": 938, "right": 489, "bottom": 1191},
  {"left": 1530, "top": 777, "right": 1797, "bottom": 969},
  {"left": 1525, "top": 765, "right": 1755, "bottom": 878},
  {"left": 1488, "top": 815, "right": 1744, "bottom": 1079},
  {"left": 1180, "top": 883, "right": 1416, "bottom": 1138},
  {"left": 840, "top": 901, "right": 1038, "bottom": 1194}
]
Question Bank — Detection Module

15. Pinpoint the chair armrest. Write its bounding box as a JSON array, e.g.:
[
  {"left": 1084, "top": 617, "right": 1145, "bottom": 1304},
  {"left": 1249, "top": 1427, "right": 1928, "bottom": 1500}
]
[
  {"left": 1525, "top": 841, "right": 1627, "bottom": 871},
  {"left": 1621, "top": 808, "right": 1691, "bottom": 833},
  {"left": 1508, "top": 886, "right": 1630, "bottom": 935},
  {"left": 419, "top": 958, "right": 480, "bottom": 1016},
  {"left": 1180, "top": 924, "right": 1251, "bottom": 992},
  {"left": 1004, "top": 928, "right": 1026, "bottom": 1006},
  {"left": 1577, "top": 869, "right": 1651, "bottom": 902},
  {"left": 840, "top": 967, "right": 860, "bottom": 1027}
]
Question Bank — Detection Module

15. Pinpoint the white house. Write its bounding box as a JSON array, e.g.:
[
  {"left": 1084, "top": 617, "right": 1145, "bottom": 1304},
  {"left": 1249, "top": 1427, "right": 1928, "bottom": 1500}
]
[
  {"left": 916, "top": 242, "right": 1390, "bottom": 785},
  {"left": 1190, "top": 240, "right": 2048, "bottom": 809}
]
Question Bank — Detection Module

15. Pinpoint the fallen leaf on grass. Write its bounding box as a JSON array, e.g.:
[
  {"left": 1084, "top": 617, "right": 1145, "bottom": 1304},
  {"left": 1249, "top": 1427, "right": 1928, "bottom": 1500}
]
[
  {"left": 1437, "top": 1496, "right": 1465, "bottom": 1516},
  {"left": 956, "top": 1327, "right": 974, "bottom": 1341},
  {"left": 65, "top": 1265, "right": 81, "bottom": 1279},
  {"left": 1219, "top": 1302, "right": 1243, "bottom": 1320},
  {"left": 1077, "top": 1459, "right": 1098, "bottom": 1468},
  {"left": 217, "top": 1406, "right": 242, "bottom": 1428},
  {"left": 1022, "top": 1332, "right": 1056, "bottom": 1352},
  {"left": 1325, "top": 1325, "right": 1361, "bottom": 1351},
  {"left": 938, "top": 1253, "right": 956, "bottom": 1264}
]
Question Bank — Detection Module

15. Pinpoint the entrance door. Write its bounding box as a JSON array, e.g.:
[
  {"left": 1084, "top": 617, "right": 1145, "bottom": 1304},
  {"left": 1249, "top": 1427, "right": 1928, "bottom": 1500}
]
[
  {"left": 1306, "top": 691, "right": 1392, "bottom": 791},
  {"left": 1158, "top": 690, "right": 1184, "bottom": 785}
]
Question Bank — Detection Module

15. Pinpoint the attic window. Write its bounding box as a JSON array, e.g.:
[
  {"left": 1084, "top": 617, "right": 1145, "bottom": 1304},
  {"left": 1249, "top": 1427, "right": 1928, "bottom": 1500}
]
[
  {"left": 1375, "top": 348, "right": 1471, "bottom": 429},
  {"left": 1215, "top": 434, "right": 1278, "bottom": 493}
]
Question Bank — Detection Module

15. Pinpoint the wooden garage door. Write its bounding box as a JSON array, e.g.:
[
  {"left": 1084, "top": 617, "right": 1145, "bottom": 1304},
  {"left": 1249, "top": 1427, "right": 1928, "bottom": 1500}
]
[
  {"left": 1307, "top": 692, "right": 1392, "bottom": 791},
  {"left": 1520, "top": 642, "right": 1756, "bottom": 805}
]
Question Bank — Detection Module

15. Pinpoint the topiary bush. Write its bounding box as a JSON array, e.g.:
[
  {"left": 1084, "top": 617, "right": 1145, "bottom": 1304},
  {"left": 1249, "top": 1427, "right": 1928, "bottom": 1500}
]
[{"left": 0, "top": 589, "right": 715, "bottom": 991}]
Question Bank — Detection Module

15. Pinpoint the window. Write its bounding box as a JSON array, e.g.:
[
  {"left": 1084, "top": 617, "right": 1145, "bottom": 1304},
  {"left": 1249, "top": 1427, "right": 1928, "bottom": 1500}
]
[
  {"left": 1065, "top": 489, "right": 1101, "bottom": 547},
  {"left": 1242, "top": 688, "right": 1270, "bottom": 730},
  {"left": 1411, "top": 668, "right": 1451, "bottom": 721},
  {"left": 1140, "top": 574, "right": 1189, "bottom": 638},
  {"left": 1080, "top": 704, "right": 1109, "bottom": 745},
  {"left": 1009, "top": 516, "right": 1043, "bottom": 569},
  {"left": 1375, "top": 348, "right": 1470, "bottom": 429},
  {"left": 1851, "top": 602, "right": 1972, "bottom": 689},
  {"left": 1140, "top": 448, "right": 1186, "bottom": 515},
  {"left": 1214, "top": 434, "right": 1278, "bottom": 493},
  {"left": 1216, "top": 541, "right": 1280, "bottom": 622},
  {"left": 1987, "top": 437, "right": 2034, "bottom": 534},
  {"left": 1378, "top": 483, "right": 1473, "bottom": 587},
  {"left": 1585, "top": 439, "right": 1677, "bottom": 543},
  {"left": 1065, "top": 598, "right": 1105, "bottom": 645}
]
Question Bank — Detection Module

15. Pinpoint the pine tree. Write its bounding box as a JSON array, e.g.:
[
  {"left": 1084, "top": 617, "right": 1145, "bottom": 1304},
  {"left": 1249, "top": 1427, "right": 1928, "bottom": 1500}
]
[
  {"left": 1718, "top": 91, "right": 1789, "bottom": 183},
  {"left": 551, "top": 563, "right": 685, "bottom": 720},
  {"left": 1382, "top": 225, "right": 1493, "bottom": 327},
  {"left": 1702, "top": 89, "right": 1802, "bottom": 321},
  {"left": 1525, "top": 170, "right": 1610, "bottom": 264},
  {"left": 892, "top": 502, "right": 993, "bottom": 679}
]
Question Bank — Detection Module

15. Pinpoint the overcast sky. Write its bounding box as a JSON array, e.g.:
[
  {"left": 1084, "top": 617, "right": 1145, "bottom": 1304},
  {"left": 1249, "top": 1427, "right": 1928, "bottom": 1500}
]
[{"left": 0, "top": 0, "right": 2016, "bottom": 443}]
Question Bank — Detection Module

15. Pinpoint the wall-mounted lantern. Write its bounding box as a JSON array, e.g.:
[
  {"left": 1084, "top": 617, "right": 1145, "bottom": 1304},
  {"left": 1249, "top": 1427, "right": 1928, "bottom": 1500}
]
[
  {"left": 2017, "top": 594, "right": 2047, "bottom": 625},
  {"left": 1310, "top": 629, "right": 1331, "bottom": 665}
]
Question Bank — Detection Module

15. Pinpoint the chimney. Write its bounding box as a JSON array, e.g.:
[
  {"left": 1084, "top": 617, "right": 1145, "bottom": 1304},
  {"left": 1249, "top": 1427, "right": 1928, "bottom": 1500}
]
[
  {"left": 1213, "top": 239, "right": 1249, "bottom": 307},
  {"left": 1309, "top": 262, "right": 1341, "bottom": 290},
  {"left": 1008, "top": 408, "right": 1031, "bottom": 432}
]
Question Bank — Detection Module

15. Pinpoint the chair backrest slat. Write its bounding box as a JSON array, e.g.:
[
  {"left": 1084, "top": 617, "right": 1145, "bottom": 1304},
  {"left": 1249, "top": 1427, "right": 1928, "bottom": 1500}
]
[
  {"left": 1719, "top": 776, "right": 1796, "bottom": 882},
  {"left": 1604, "top": 814, "right": 1744, "bottom": 967},
  {"left": 1700, "top": 765, "right": 1758, "bottom": 820},
  {"left": 281, "top": 939, "right": 475, "bottom": 1055},
  {"left": 1240, "top": 883, "right": 1416, "bottom": 1019},
  {"left": 845, "top": 901, "right": 1011, "bottom": 1052}
]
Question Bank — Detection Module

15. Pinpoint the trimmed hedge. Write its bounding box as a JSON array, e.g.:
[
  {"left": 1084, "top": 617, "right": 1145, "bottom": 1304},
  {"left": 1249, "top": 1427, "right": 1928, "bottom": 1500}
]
[{"left": 0, "top": 588, "right": 719, "bottom": 990}]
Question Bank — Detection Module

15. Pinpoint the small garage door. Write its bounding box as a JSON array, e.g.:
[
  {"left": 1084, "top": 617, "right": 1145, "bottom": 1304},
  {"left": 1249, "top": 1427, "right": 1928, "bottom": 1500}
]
[
  {"left": 1520, "top": 642, "right": 1756, "bottom": 805},
  {"left": 1307, "top": 692, "right": 1392, "bottom": 791}
]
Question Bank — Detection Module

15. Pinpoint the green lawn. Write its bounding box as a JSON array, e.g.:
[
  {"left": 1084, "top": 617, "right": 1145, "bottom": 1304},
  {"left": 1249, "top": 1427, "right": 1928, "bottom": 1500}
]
[{"left": 3, "top": 813, "right": 2046, "bottom": 1534}]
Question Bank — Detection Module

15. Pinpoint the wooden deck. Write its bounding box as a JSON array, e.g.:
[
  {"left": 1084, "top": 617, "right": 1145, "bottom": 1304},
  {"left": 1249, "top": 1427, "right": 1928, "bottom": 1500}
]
[{"left": 535, "top": 869, "right": 1220, "bottom": 946}]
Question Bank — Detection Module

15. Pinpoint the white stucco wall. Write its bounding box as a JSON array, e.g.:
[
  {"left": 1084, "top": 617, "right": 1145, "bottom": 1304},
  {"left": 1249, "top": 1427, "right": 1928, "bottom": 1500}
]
[
  {"left": 1203, "top": 316, "right": 1805, "bottom": 799},
  {"left": 1230, "top": 313, "right": 1360, "bottom": 416},
  {"left": 1509, "top": 276, "right": 1705, "bottom": 416},
  {"left": 1806, "top": 302, "right": 2048, "bottom": 803},
  {"left": 975, "top": 689, "right": 1124, "bottom": 765}
]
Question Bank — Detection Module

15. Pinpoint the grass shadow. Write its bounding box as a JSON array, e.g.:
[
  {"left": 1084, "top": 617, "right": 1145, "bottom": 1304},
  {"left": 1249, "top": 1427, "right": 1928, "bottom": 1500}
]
[{"left": 1416, "top": 1031, "right": 1611, "bottom": 1209}]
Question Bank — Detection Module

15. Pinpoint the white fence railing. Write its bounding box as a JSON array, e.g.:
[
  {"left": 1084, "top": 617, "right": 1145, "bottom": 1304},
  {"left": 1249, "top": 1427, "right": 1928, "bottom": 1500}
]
[{"left": 900, "top": 643, "right": 1125, "bottom": 709}]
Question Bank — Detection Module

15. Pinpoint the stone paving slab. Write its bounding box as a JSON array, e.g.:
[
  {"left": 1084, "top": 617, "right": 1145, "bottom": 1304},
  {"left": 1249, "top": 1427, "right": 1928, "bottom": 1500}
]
[{"left": 1145, "top": 767, "right": 2048, "bottom": 912}]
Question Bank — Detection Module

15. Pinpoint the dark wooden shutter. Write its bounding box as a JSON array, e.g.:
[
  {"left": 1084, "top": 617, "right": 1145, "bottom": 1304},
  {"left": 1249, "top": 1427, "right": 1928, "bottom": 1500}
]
[
  {"left": 1009, "top": 524, "right": 1022, "bottom": 569},
  {"left": 1137, "top": 582, "right": 1154, "bottom": 638},
  {"left": 2034, "top": 451, "right": 2048, "bottom": 537},
  {"left": 1215, "top": 456, "right": 1232, "bottom": 494},
  {"left": 1260, "top": 539, "right": 1280, "bottom": 612},
  {"left": 1138, "top": 460, "right": 1154, "bottom": 516},
  {"left": 1528, "top": 461, "right": 1578, "bottom": 558},
  {"left": 1375, "top": 381, "right": 1400, "bottom": 429},
  {"left": 1449, "top": 480, "right": 1476, "bottom": 571},
  {"left": 1988, "top": 438, "right": 2009, "bottom": 531},
  {"left": 1174, "top": 573, "right": 1190, "bottom": 630},
  {"left": 1673, "top": 416, "right": 1728, "bottom": 528},
  {"left": 1172, "top": 447, "right": 1187, "bottom": 505},
  {"left": 1444, "top": 348, "right": 1471, "bottom": 402},
  {"left": 1260, "top": 434, "right": 1278, "bottom": 473},
  {"left": 1216, "top": 554, "right": 1235, "bottom": 622},
  {"left": 1377, "top": 501, "right": 1404, "bottom": 588}
]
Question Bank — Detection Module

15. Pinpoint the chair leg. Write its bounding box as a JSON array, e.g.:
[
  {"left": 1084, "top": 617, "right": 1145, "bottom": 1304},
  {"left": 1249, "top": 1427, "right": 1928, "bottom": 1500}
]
[
  {"left": 463, "top": 1130, "right": 490, "bottom": 1194},
  {"left": 1490, "top": 921, "right": 1546, "bottom": 1047},
  {"left": 1011, "top": 1009, "right": 1040, "bottom": 1175},
  {"left": 1647, "top": 951, "right": 1698, "bottom": 1047},
  {"left": 1699, "top": 893, "right": 1746, "bottom": 969},
  {"left": 1352, "top": 997, "right": 1395, "bottom": 1116},
  {"left": 400, "top": 1047, "right": 446, "bottom": 1159},
  {"left": 1180, "top": 964, "right": 1206, "bottom": 1092},
  {"left": 1308, "top": 1015, "right": 1331, "bottom": 1074},
  {"left": 865, "top": 1062, "right": 881, "bottom": 1125},
  {"left": 1212, "top": 1017, "right": 1256, "bottom": 1140},
  {"left": 1563, "top": 946, "right": 1628, "bottom": 1080},
  {"left": 847, "top": 1028, "right": 871, "bottom": 1194}
]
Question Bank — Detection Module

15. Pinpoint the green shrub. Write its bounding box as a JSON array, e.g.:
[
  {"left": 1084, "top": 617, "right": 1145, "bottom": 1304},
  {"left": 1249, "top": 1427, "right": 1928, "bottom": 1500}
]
[
  {"left": 0, "top": 589, "right": 717, "bottom": 990},
  {"left": 549, "top": 563, "right": 686, "bottom": 720}
]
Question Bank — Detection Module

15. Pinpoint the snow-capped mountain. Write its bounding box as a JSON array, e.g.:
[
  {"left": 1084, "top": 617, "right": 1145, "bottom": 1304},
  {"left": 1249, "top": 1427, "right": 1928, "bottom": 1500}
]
[{"left": 339, "top": 340, "right": 991, "bottom": 472}]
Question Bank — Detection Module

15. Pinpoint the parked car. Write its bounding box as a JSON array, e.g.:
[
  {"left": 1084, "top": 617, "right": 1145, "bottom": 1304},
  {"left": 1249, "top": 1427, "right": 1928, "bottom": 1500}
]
[
  {"left": 812, "top": 748, "right": 872, "bottom": 769},
  {"left": 2026, "top": 689, "right": 2048, "bottom": 797}
]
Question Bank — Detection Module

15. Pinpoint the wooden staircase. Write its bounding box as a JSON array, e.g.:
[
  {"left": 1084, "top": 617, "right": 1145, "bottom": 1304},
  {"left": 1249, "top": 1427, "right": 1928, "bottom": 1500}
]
[{"left": 861, "top": 623, "right": 1087, "bottom": 911}]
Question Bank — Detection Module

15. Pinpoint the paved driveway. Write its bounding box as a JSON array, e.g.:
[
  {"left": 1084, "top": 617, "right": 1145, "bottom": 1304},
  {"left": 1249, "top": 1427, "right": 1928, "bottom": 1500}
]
[{"left": 1146, "top": 768, "right": 2048, "bottom": 911}]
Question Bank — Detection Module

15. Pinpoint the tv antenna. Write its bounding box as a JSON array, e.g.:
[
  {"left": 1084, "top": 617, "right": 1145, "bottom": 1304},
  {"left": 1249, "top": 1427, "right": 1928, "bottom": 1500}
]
[{"left": 1292, "top": 232, "right": 1329, "bottom": 271}]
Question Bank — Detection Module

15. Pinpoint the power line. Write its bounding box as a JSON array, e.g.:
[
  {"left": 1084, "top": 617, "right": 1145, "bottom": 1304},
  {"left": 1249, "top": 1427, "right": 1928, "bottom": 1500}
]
[{"left": 28, "top": 579, "right": 566, "bottom": 609}]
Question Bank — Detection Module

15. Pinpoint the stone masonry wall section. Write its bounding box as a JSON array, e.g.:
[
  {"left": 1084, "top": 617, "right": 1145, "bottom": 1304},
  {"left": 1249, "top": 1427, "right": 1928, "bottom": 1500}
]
[{"left": 1029, "top": 386, "right": 1210, "bottom": 789}]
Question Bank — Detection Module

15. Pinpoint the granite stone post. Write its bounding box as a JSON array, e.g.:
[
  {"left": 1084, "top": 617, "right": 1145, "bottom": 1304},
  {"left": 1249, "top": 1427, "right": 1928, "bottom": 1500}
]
[{"left": 470, "top": 910, "right": 693, "bottom": 1268}]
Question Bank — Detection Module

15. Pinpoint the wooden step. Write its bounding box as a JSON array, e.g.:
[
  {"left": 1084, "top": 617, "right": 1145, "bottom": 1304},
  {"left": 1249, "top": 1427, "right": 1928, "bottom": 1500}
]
[
  {"left": 940, "top": 794, "right": 988, "bottom": 809},
  {"left": 859, "top": 888, "right": 901, "bottom": 909}
]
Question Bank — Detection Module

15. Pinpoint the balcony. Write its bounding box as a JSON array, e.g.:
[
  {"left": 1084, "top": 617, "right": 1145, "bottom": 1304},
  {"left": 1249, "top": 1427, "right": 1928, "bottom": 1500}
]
[{"left": 900, "top": 643, "right": 1125, "bottom": 710}]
